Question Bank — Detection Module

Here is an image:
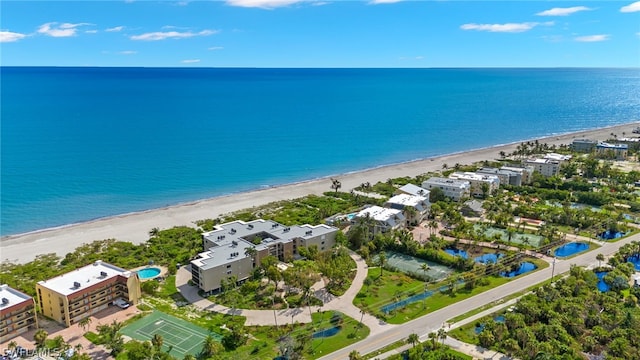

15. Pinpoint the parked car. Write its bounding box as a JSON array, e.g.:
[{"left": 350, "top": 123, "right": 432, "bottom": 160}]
[{"left": 113, "top": 298, "right": 130, "bottom": 309}]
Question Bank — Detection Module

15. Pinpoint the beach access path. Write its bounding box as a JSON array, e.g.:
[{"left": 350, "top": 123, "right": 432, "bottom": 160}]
[
  {"left": 175, "top": 252, "right": 394, "bottom": 335},
  {"left": 2, "top": 122, "right": 638, "bottom": 265}
]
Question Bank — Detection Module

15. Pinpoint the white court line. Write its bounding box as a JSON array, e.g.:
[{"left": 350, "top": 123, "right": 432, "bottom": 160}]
[{"left": 136, "top": 317, "right": 210, "bottom": 354}]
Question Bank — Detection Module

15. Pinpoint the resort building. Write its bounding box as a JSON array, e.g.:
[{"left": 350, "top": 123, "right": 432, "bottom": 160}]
[
  {"left": 596, "top": 142, "right": 628, "bottom": 160},
  {"left": 395, "top": 183, "right": 431, "bottom": 198},
  {"left": 524, "top": 158, "right": 561, "bottom": 177},
  {"left": 422, "top": 177, "right": 471, "bottom": 201},
  {"left": 36, "top": 260, "right": 141, "bottom": 327},
  {"left": 448, "top": 172, "right": 500, "bottom": 198},
  {"left": 476, "top": 167, "right": 524, "bottom": 187},
  {"left": 1, "top": 285, "right": 38, "bottom": 343},
  {"left": 353, "top": 206, "right": 405, "bottom": 235},
  {"left": 571, "top": 139, "right": 597, "bottom": 153},
  {"left": 191, "top": 219, "right": 338, "bottom": 293},
  {"left": 500, "top": 166, "right": 534, "bottom": 185},
  {"left": 384, "top": 193, "right": 430, "bottom": 225}
]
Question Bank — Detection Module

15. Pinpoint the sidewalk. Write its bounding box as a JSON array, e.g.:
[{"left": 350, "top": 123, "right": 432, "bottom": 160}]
[{"left": 175, "top": 252, "right": 395, "bottom": 335}]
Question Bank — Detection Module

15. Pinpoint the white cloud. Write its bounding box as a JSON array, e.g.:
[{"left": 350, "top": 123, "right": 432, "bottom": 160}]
[
  {"left": 182, "top": 59, "right": 201, "bottom": 63},
  {"left": 119, "top": 50, "right": 137, "bottom": 55},
  {"left": 226, "top": 0, "right": 303, "bottom": 9},
  {"left": 536, "top": 6, "right": 592, "bottom": 16},
  {"left": 0, "top": 31, "right": 27, "bottom": 42},
  {"left": 131, "top": 29, "right": 217, "bottom": 41},
  {"left": 460, "top": 22, "right": 552, "bottom": 33},
  {"left": 85, "top": 30, "right": 98, "bottom": 34},
  {"left": 620, "top": 1, "right": 640, "bottom": 12},
  {"left": 38, "top": 22, "right": 90, "bottom": 37},
  {"left": 208, "top": 46, "right": 224, "bottom": 50},
  {"left": 370, "top": 0, "right": 403, "bottom": 4},
  {"left": 575, "top": 34, "right": 610, "bottom": 42},
  {"left": 106, "top": 26, "right": 125, "bottom": 32}
]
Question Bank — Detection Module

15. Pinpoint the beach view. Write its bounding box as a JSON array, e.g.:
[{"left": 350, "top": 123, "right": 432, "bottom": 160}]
[{"left": 1, "top": 1, "right": 640, "bottom": 360}]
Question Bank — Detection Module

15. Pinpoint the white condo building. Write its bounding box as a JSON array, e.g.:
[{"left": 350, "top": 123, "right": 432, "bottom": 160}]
[
  {"left": 448, "top": 172, "right": 500, "bottom": 197},
  {"left": 353, "top": 206, "right": 405, "bottom": 234},
  {"left": 422, "top": 177, "right": 471, "bottom": 201},
  {"left": 524, "top": 158, "right": 560, "bottom": 177},
  {"left": 384, "top": 194, "right": 430, "bottom": 225},
  {"left": 191, "top": 219, "right": 338, "bottom": 293}
]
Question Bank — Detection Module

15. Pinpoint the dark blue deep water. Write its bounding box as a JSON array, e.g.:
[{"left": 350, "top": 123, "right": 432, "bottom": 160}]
[{"left": 2, "top": 67, "right": 639, "bottom": 235}]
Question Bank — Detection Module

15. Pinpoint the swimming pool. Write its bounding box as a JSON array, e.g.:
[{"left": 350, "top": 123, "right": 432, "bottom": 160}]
[
  {"left": 554, "top": 242, "right": 589, "bottom": 257},
  {"left": 137, "top": 267, "right": 162, "bottom": 280}
]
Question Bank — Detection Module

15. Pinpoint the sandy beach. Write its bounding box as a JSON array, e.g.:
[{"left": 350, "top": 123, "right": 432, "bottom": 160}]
[{"left": 2, "top": 122, "right": 639, "bottom": 264}]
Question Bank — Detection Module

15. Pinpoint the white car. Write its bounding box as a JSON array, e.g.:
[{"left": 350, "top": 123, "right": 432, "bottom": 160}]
[{"left": 113, "top": 299, "right": 130, "bottom": 309}]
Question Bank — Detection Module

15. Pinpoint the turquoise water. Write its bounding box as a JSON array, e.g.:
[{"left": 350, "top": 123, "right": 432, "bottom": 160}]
[
  {"left": 137, "top": 267, "right": 161, "bottom": 279},
  {"left": 596, "top": 271, "right": 610, "bottom": 292},
  {"left": 2, "top": 67, "right": 639, "bottom": 235},
  {"left": 554, "top": 242, "right": 589, "bottom": 257},
  {"left": 500, "top": 262, "right": 537, "bottom": 277}
]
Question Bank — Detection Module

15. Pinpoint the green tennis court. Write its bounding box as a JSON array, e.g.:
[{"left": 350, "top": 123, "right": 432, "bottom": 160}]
[{"left": 121, "top": 311, "right": 222, "bottom": 358}]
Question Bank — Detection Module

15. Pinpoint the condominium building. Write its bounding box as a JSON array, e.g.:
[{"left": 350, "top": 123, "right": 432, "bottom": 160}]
[
  {"left": 448, "top": 172, "right": 500, "bottom": 197},
  {"left": 395, "top": 183, "right": 431, "bottom": 198},
  {"left": 384, "top": 194, "right": 430, "bottom": 225},
  {"left": 1, "top": 285, "right": 38, "bottom": 343},
  {"left": 191, "top": 219, "right": 338, "bottom": 293},
  {"left": 524, "top": 158, "right": 561, "bottom": 177},
  {"left": 422, "top": 177, "right": 471, "bottom": 201},
  {"left": 596, "top": 142, "right": 628, "bottom": 160},
  {"left": 353, "top": 206, "right": 406, "bottom": 234},
  {"left": 500, "top": 166, "right": 534, "bottom": 185},
  {"left": 476, "top": 167, "right": 523, "bottom": 187},
  {"left": 36, "top": 261, "right": 141, "bottom": 327},
  {"left": 571, "top": 139, "right": 597, "bottom": 153}
]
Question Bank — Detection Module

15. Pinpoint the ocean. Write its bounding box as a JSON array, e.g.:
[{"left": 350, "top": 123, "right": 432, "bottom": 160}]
[{"left": 1, "top": 67, "right": 639, "bottom": 236}]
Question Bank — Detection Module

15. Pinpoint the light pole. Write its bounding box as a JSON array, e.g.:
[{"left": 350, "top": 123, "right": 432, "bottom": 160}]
[{"left": 550, "top": 256, "right": 556, "bottom": 282}]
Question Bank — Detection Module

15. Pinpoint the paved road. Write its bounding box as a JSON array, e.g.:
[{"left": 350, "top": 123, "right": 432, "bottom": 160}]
[{"left": 318, "top": 234, "right": 639, "bottom": 360}]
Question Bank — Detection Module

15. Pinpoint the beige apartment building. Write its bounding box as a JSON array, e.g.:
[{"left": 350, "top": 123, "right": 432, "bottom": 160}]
[{"left": 36, "top": 260, "right": 141, "bottom": 327}]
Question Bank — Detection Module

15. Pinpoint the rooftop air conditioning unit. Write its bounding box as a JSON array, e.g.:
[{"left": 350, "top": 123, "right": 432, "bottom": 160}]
[
  {"left": 73, "top": 281, "right": 81, "bottom": 288},
  {"left": 1, "top": 298, "right": 9, "bottom": 305},
  {"left": 100, "top": 271, "right": 108, "bottom": 277}
]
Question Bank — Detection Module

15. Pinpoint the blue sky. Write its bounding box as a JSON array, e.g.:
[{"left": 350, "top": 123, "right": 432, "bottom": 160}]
[{"left": 1, "top": 1, "right": 639, "bottom": 67}]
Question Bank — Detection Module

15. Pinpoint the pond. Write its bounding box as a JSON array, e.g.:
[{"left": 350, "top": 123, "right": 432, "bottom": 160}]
[
  {"left": 500, "top": 262, "right": 537, "bottom": 278},
  {"left": 474, "top": 253, "right": 503, "bottom": 264},
  {"left": 312, "top": 326, "right": 340, "bottom": 338},
  {"left": 595, "top": 271, "right": 610, "bottom": 292},
  {"left": 474, "top": 315, "right": 506, "bottom": 334},
  {"left": 554, "top": 242, "right": 589, "bottom": 258},
  {"left": 444, "top": 248, "right": 468, "bottom": 259},
  {"left": 381, "top": 290, "right": 434, "bottom": 314},
  {"left": 599, "top": 230, "right": 626, "bottom": 240},
  {"left": 628, "top": 255, "right": 640, "bottom": 271},
  {"left": 378, "top": 251, "right": 453, "bottom": 282}
]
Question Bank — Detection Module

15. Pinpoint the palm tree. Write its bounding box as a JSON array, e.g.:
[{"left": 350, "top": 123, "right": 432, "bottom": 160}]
[
  {"left": 596, "top": 253, "right": 605, "bottom": 267},
  {"left": 428, "top": 332, "right": 437, "bottom": 346},
  {"left": 378, "top": 252, "right": 386, "bottom": 278},
  {"left": 149, "top": 227, "right": 160, "bottom": 237},
  {"left": 407, "top": 333, "right": 419, "bottom": 348},
  {"left": 244, "top": 246, "right": 257, "bottom": 268},
  {"left": 151, "top": 333, "right": 164, "bottom": 351},
  {"left": 348, "top": 350, "right": 362, "bottom": 360},
  {"left": 33, "top": 329, "right": 48, "bottom": 348},
  {"left": 420, "top": 263, "right": 430, "bottom": 281},
  {"left": 183, "top": 355, "right": 196, "bottom": 360},
  {"left": 199, "top": 335, "right": 222, "bottom": 358},
  {"left": 78, "top": 316, "right": 92, "bottom": 332},
  {"left": 437, "top": 327, "right": 447, "bottom": 345}
]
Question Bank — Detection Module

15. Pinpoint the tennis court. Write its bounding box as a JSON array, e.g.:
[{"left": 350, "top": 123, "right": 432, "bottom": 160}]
[{"left": 121, "top": 311, "right": 221, "bottom": 358}]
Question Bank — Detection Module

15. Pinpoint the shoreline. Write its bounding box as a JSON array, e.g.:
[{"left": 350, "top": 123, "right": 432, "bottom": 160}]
[{"left": 2, "top": 121, "right": 639, "bottom": 264}]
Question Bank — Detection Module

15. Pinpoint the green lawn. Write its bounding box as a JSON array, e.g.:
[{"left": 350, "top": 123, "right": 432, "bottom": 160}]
[
  {"left": 354, "top": 257, "right": 549, "bottom": 324},
  {"left": 308, "top": 311, "right": 370, "bottom": 359}
]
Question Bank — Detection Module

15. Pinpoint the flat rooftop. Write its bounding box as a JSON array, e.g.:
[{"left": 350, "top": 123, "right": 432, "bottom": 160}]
[
  {"left": 386, "top": 194, "right": 428, "bottom": 207},
  {"left": 423, "top": 177, "right": 470, "bottom": 188},
  {"left": 356, "top": 206, "right": 403, "bottom": 221},
  {"left": 196, "top": 219, "right": 338, "bottom": 270},
  {"left": 598, "top": 142, "right": 628, "bottom": 149},
  {"left": 0, "top": 284, "right": 32, "bottom": 310},
  {"left": 37, "top": 260, "right": 133, "bottom": 296},
  {"left": 449, "top": 172, "right": 500, "bottom": 182},
  {"left": 397, "top": 183, "right": 430, "bottom": 197}
]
